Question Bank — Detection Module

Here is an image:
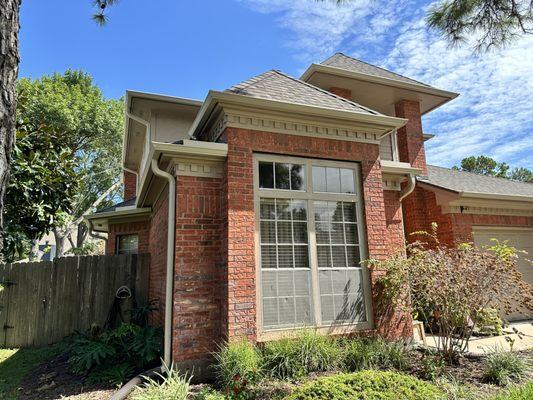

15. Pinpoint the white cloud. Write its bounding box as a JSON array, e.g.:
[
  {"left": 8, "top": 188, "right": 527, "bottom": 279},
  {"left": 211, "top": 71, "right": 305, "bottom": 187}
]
[{"left": 238, "top": 0, "right": 533, "bottom": 169}]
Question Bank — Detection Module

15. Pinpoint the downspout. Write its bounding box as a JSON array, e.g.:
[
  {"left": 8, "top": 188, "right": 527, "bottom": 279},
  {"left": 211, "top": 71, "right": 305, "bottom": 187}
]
[
  {"left": 150, "top": 158, "right": 176, "bottom": 367},
  {"left": 399, "top": 173, "right": 416, "bottom": 201}
]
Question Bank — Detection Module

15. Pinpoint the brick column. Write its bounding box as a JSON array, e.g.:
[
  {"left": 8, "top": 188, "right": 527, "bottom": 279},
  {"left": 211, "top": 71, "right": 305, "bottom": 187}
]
[
  {"left": 394, "top": 100, "right": 427, "bottom": 175},
  {"left": 123, "top": 170, "right": 137, "bottom": 199},
  {"left": 329, "top": 87, "right": 352, "bottom": 100}
]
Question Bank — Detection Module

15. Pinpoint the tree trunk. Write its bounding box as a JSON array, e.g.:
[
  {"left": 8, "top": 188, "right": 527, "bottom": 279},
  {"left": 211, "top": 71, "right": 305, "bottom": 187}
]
[
  {"left": 76, "top": 222, "right": 88, "bottom": 248},
  {"left": 53, "top": 228, "right": 67, "bottom": 258},
  {"left": 0, "top": 0, "right": 21, "bottom": 262},
  {"left": 28, "top": 238, "right": 39, "bottom": 261}
]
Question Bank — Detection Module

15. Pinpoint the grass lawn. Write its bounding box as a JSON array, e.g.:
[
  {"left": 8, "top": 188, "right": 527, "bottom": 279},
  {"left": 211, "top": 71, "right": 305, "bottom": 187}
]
[{"left": 0, "top": 345, "right": 60, "bottom": 400}]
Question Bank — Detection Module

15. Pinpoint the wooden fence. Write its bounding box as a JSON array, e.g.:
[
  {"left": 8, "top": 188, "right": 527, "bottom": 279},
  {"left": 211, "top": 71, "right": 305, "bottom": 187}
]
[{"left": 0, "top": 254, "right": 150, "bottom": 348}]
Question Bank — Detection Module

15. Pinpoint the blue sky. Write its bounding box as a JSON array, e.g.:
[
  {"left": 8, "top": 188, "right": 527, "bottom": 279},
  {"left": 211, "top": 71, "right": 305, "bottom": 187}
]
[{"left": 20, "top": 0, "right": 533, "bottom": 169}]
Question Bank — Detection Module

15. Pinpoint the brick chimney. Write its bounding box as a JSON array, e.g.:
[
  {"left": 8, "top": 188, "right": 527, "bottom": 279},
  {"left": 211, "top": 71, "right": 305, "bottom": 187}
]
[
  {"left": 123, "top": 170, "right": 137, "bottom": 199},
  {"left": 394, "top": 99, "right": 427, "bottom": 175}
]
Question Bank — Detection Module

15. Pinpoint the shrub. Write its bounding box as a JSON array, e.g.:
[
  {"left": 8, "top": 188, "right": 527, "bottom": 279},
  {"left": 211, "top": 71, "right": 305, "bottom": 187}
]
[
  {"left": 195, "top": 387, "right": 227, "bottom": 400},
  {"left": 131, "top": 365, "right": 190, "bottom": 400},
  {"left": 67, "top": 322, "right": 162, "bottom": 384},
  {"left": 284, "top": 370, "right": 443, "bottom": 400},
  {"left": 368, "top": 225, "right": 533, "bottom": 362},
  {"left": 262, "top": 330, "right": 342, "bottom": 380},
  {"left": 474, "top": 308, "right": 503, "bottom": 336},
  {"left": 342, "top": 337, "right": 409, "bottom": 372},
  {"left": 483, "top": 348, "right": 527, "bottom": 386},
  {"left": 436, "top": 376, "right": 477, "bottom": 400},
  {"left": 489, "top": 381, "right": 533, "bottom": 400},
  {"left": 420, "top": 351, "right": 445, "bottom": 381},
  {"left": 213, "top": 340, "right": 262, "bottom": 398}
]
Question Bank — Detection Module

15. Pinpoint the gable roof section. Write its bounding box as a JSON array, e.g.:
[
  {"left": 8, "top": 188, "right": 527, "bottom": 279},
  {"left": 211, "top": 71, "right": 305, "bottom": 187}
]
[
  {"left": 225, "top": 69, "right": 381, "bottom": 115},
  {"left": 93, "top": 197, "right": 137, "bottom": 214},
  {"left": 419, "top": 165, "right": 533, "bottom": 199},
  {"left": 321, "top": 52, "right": 432, "bottom": 88}
]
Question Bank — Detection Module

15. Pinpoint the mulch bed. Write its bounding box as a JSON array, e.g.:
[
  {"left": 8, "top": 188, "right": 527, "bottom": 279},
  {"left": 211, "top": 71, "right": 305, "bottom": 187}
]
[{"left": 16, "top": 353, "right": 117, "bottom": 400}]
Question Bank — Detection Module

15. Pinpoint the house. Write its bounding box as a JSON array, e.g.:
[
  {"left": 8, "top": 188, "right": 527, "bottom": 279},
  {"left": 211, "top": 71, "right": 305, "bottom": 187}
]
[{"left": 85, "top": 53, "right": 533, "bottom": 375}]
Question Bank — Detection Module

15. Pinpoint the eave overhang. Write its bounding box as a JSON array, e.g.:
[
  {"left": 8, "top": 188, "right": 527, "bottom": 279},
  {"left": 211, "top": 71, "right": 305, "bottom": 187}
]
[
  {"left": 188, "top": 90, "right": 408, "bottom": 141},
  {"left": 84, "top": 207, "right": 152, "bottom": 233},
  {"left": 300, "top": 64, "right": 459, "bottom": 115}
]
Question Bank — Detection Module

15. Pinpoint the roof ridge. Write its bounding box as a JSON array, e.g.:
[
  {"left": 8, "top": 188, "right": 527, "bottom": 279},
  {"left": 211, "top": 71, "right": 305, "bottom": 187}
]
[
  {"left": 324, "top": 52, "right": 430, "bottom": 87},
  {"left": 227, "top": 69, "right": 277, "bottom": 93},
  {"left": 272, "top": 70, "right": 380, "bottom": 116},
  {"left": 428, "top": 165, "right": 533, "bottom": 186}
]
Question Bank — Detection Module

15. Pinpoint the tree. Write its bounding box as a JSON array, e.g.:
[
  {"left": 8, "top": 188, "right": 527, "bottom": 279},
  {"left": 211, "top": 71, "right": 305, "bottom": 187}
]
[
  {"left": 12, "top": 70, "right": 124, "bottom": 259},
  {"left": 3, "top": 120, "right": 77, "bottom": 262},
  {"left": 427, "top": 0, "right": 533, "bottom": 51},
  {"left": 453, "top": 155, "right": 533, "bottom": 183},
  {"left": 0, "top": 1, "right": 119, "bottom": 262}
]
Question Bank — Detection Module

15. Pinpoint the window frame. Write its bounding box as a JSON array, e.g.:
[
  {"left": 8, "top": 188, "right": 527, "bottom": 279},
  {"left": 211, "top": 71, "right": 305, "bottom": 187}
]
[
  {"left": 116, "top": 233, "right": 139, "bottom": 255},
  {"left": 253, "top": 154, "right": 374, "bottom": 340}
]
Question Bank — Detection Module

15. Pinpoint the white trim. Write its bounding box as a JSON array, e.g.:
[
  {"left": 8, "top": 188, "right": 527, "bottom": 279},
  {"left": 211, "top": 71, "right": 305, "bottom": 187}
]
[
  {"left": 253, "top": 154, "right": 374, "bottom": 339},
  {"left": 300, "top": 64, "right": 458, "bottom": 102},
  {"left": 381, "top": 160, "right": 422, "bottom": 175}
]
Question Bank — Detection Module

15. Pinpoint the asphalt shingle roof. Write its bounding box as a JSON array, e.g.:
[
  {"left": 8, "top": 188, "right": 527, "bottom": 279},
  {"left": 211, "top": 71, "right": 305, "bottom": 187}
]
[
  {"left": 94, "top": 197, "right": 136, "bottom": 214},
  {"left": 419, "top": 165, "right": 533, "bottom": 197},
  {"left": 226, "top": 69, "right": 380, "bottom": 115},
  {"left": 321, "top": 53, "right": 432, "bottom": 88}
]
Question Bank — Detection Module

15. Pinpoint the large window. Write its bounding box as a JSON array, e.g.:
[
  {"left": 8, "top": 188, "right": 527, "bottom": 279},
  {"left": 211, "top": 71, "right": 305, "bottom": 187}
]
[
  {"left": 116, "top": 234, "right": 139, "bottom": 255},
  {"left": 255, "top": 155, "right": 372, "bottom": 334}
]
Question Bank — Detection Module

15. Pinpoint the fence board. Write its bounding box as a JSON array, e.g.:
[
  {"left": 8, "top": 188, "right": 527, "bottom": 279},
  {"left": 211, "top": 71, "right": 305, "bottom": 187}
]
[{"left": 0, "top": 254, "right": 149, "bottom": 348}]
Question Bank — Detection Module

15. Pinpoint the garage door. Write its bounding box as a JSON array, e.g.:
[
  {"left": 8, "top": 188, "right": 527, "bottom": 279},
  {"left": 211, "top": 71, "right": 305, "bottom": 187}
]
[{"left": 473, "top": 227, "right": 533, "bottom": 321}]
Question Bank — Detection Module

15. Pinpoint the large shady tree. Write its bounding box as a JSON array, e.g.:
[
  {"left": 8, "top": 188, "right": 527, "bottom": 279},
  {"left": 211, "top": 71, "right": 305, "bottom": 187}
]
[
  {"left": 0, "top": 1, "right": 118, "bottom": 261},
  {"left": 13, "top": 70, "right": 124, "bottom": 256}
]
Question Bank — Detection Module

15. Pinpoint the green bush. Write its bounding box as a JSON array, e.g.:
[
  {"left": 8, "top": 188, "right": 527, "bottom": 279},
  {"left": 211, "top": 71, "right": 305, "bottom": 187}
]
[
  {"left": 67, "top": 322, "right": 162, "bottom": 384},
  {"left": 435, "top": 376, "right": 477, "bottom": 400},
  {"left": 284, "top": 370, "right": 443, "bottom": 400},
  {"left": 474, "top": 308, "right": 503, "bottom": 336},
  {"left": 132, "top": 365, "right": 190, "bottom": 400},
  {"left": 195, "top": 387, "right": 227, "bottom": 400},
  {"left": 483, "top": 349, "right": 527, "bottom": 386},
  {"left": 262, "top": 330, "right": 342, "bottom": 380},
  {"left": 342, "top": 337, "right": 409, "bottom": 372},
  {"left": 489, "top": 381, "right": 533, "bottom": 400},
  {"left": 420, "top": 351, "right": 445, "bottom": 381},
  {"left": 213, "top": 340, "right": 262, "bottom": 398}
]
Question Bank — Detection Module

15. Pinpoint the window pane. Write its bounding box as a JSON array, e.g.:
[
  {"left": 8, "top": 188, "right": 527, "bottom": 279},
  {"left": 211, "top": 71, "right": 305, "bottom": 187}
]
[
  {"left": 260, "top": 221, "right": 276, "bottom": 243},
  {"left": 342, "top": 202, "right": 357, "bottom": 222},
  {"left": 261, "top": 245, "right": 277, "bottom": 268},
  {"left": 346, "top": 246, "right": 361, "bottom": 267},
  {"left": 293, "top": 222, "right": 308, "bottom": 243},
  {"left": 290, "top": 164, "right": 306, "bottom": 191},
  {"left": 260, "top": 198, "right": 276, "bottom": 219},
  {"left": 278, "top": 245, "right": 294, "bottom": 268},
  {"left": 331, "top": 246, "right": 347, "bottom": 267},
  {"left": 276, "top": 199, "right": 292, "bottom": 220},
  {"left": 277, "top": 222, "right": 293, "bottom": 243},
  {"left": 344, "top": 224, "right": 358, "bottom": 244},
  {"left": 312, "top": 166, "right": 327, "bottom": 192},
  {"left": 294, "top": 245, "right": 309, "bottom": 268},
  {"left": 315, "top": 222, "right": 330, "bottom": 244},
  {"left": 292, "top": 200, "right": 307, "bottom": 221},
  {"left": 326, "top": 167, "right": 341, "bottom": 193},
  {"left": 340, "top": 168, "right": 355, "bottom": 194},
  {"left": 331, "top": 202, "right": 343, "bottom": 222},
  {"left": 259, "top": 162, "right": 274, "bottom": 189},
  {"left": 275, "top": 163, "right": 291, "bottom": 189},
  {"left": 117, "top": 234, "right": 138, "bottom": 255},
  {"left": 317, "top": 246, "right": 331, "bottom": 268},
  {"left": 330, "top": 223, "right": 345, "bottom": 243}
]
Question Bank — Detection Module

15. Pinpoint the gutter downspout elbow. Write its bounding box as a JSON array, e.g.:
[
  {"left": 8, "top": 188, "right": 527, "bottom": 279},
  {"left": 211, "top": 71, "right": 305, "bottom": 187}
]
[
  {"left": 150, "top": 159, "right": 176, "bottom": 368},
  {"left": 399, "top": 173, "right": 416, "bottom": 201}
]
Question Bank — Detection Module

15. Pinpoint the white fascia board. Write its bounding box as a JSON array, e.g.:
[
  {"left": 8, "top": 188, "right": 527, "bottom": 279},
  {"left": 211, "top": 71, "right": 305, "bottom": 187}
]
[
  {"left": 381, "top": 160, "right": 423, "bottom": 175},
  {"left": 460, "top": 191, "right": 533, "bottom": 203},
  {"left": 84, "top": 207, "right": 152, "bottom": 221},
  {"left": 301, "top": 64, "right": 459, "bottom": 100},
  {"left": 188, "top": 90, "right": 408, "bottom": 139},
  {"left": 125, "top": 90, "right": 203, "bottom": 107}
]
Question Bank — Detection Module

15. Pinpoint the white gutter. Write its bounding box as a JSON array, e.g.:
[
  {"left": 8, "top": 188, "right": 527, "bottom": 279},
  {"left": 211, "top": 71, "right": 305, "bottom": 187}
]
[
  {"left": 150, "top": 158, "right": 176, "bottom": 367},
  {"left": 399, "top": 174, "right": 416, "bottom": 201}
]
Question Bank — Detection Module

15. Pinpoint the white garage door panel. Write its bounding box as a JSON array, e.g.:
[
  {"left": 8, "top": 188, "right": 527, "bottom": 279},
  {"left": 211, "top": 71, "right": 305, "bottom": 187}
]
[{"left": 473, "top": 227, "right": 533, "bottom": 321}]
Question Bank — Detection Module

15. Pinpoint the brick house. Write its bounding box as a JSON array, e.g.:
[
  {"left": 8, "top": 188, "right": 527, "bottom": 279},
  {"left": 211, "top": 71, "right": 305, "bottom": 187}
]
[{"left": 86, "top": 53, "right": 533, "bottom": 374}]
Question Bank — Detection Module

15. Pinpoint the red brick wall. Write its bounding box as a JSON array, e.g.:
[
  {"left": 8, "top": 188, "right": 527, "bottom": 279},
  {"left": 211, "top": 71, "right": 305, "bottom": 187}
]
[
  {"left": 106, "top": 220, "right": 150, "bottom": 255},
  {"left": 123, "top": 171, "right": 137, "bottom": 200},
  {"left": 450, "top": 213, "right": 533, "bottom": 243},
  {"left": 329, "top": 87, "right": 352, "bottom": 100},
  {"left": 148, "top": 189, "right": 169, "bottom": 326},
  {"left": 223, "top": 127, "right": 411, "bottom": 341},
  {"left": 383, "top": 190, "right": 406, "bottom": 253},
  {"left": 172, "top": 175, "right": 225, "bottom": 365},
  {"left": 394, "top": 100, "right": 427, "bottom": 175}
]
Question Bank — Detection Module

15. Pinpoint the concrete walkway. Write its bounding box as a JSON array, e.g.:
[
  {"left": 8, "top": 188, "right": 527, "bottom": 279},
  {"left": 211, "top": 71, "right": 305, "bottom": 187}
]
[{"left": 422, "top": 321, "right": 533, "bottom": 355}]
